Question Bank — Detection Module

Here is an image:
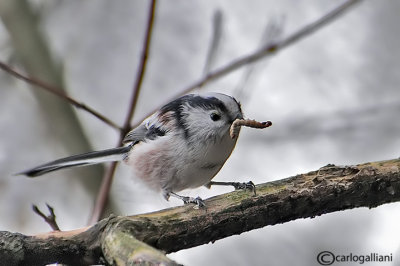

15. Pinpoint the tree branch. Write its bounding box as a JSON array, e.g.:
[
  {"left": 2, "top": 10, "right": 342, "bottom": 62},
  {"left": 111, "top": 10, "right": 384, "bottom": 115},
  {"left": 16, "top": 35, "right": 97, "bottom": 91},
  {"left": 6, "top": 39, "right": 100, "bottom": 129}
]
[
  {"left": 183, "top": 0, "right": 361, "bottom": 93},
  {"left": 32, "top": 204, "right": 60, "bottom": 231},
  {"left": 125, "top": 0, "right": 157, "bottom": 131},
  {"left": 0, "top": 61, "right": 121, "bottom": 130},
  {"left": 89, "top": 0, "right": 157, "bottom": 225},
  {"left": 1, "top": 158, "right": 399, "bottom": 264},
  {"left": 101, "top": 219, "right": 180, "bottom": 266},
  {"left": 0, "top": 216, "right": 179, "bottom": 265},
  {"left": 203, "top": 10, "right": 224, "bottom": 75}
]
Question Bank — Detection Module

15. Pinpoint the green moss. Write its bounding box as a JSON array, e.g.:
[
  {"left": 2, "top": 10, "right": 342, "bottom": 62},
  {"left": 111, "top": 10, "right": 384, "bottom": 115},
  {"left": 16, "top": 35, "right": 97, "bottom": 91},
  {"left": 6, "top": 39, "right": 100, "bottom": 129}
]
[{"left": 257, "top": 183, "right": 287, "bottom": 194}]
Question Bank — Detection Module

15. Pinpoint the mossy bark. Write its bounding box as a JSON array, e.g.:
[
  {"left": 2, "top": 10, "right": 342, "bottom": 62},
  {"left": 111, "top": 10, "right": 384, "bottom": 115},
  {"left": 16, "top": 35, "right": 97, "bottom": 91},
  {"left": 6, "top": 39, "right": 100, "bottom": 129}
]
[{"left": 1, "top": 159, "right": 399, "bottom": 265}]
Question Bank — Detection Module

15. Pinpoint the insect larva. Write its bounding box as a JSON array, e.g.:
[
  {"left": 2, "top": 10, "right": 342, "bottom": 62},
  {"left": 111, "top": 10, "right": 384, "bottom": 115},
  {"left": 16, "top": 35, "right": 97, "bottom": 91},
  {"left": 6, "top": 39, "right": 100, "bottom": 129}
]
[{"left": 230, "top": 119, "right": 272, "bottom": 139}]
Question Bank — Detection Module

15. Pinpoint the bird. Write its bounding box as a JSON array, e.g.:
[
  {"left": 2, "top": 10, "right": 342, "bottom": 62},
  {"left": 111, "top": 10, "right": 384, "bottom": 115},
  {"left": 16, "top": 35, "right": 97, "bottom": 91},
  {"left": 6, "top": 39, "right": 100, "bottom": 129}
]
[{"left": 19, "top": 92, "right": 257, "bottom": 206}]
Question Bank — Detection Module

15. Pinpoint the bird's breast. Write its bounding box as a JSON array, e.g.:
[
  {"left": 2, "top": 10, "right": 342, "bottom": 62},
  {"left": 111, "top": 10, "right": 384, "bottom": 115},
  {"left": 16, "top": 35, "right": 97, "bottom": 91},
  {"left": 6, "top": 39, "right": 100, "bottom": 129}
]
[{"left": 125, "top": 132, "right": 238, "bottom": 193}]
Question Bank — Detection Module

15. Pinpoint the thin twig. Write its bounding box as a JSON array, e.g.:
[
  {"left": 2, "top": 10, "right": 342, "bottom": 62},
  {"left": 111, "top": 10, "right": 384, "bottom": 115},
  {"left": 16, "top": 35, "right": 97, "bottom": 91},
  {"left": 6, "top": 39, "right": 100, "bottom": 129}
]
[
  {"left": 32, "top": 203, "right": 60, "bottom": 231},
  {"left": 233, "top": 16, "right": 284, "bottom": 101},
  {"left": 203, "top": 10, "right": 223, "bottom": 75},
  {"left": 184, "top": 0, "right": 362, "bottom": 93},
  {"left": 125, "top": 0, "right": 157, "bottom": 131},
  {"left": 89, "top": 0, "right": 157, "bottom": 224},
  {"left": 88, "top": 162, "right": 118, "bottom": 225},
  {"left": 133, "top": 0, "right": 362, "bottom": 128},
  {"left": 0, "top": 61, "right": 121, "bottom": 131}
]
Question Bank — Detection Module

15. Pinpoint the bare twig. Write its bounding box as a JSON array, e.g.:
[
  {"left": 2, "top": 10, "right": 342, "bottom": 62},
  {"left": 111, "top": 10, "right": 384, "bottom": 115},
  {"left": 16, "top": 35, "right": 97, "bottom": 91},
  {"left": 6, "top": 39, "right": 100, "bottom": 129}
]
[
  {"left": 203, "top": 10, "right": 224, "bottom": 75},
  {"left": 125, "top": 0, "right": 157, "bottom": 131},
  {"left": 32, "top": 203, "right": 60, "bottom": 231},
  {"left": 233, "top": 16, "right": 284, "bottom": 101},
  {"left": 88, "top": 161, "right": 118, "bottom": 225},
  {"left": 184, "top": 0, "right": 361, "bottom": 93},
  {"left": 89, "top": 0, "right": 157, "bottom": 224},
  {"left": 134, "top": 0, "right": 362, "bottom": 128},
  {"left": 0, "top": 61, "right": 121, "bottom": 130}
]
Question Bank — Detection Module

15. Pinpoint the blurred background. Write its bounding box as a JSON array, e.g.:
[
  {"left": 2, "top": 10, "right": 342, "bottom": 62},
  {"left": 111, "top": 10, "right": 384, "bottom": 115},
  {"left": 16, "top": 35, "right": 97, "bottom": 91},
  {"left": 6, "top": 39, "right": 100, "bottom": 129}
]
[{"left": 0, "top": 0, "right": 399, "bottom": 265}]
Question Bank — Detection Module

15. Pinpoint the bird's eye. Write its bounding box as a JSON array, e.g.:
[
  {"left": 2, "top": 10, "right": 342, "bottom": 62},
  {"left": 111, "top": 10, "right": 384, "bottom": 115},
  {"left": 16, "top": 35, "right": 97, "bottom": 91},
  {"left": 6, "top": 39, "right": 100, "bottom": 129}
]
[{"left": 210, "top": 113, "right": 221, "bottom": 121}]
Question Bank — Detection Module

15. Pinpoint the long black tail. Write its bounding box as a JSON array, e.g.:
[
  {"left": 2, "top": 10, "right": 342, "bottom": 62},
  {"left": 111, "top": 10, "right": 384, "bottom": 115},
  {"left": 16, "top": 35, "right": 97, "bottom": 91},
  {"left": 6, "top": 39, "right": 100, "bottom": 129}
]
[{"left": 18, "top": 146, "right": 131, "bottom": 177}]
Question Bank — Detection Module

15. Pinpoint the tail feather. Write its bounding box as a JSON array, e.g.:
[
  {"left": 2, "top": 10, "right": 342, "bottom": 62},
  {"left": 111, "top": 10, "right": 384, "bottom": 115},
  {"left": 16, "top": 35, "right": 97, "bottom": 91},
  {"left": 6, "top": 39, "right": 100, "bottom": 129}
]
[{"left": 18, "top": 145, "right": 131, "bottom": 177}]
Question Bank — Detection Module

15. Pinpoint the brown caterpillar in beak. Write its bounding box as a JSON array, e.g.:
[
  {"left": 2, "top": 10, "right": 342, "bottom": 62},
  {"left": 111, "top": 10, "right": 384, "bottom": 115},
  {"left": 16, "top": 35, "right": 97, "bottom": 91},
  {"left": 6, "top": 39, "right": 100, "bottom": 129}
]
[{"left": 230, "top": 119, "right": 272, "bottom": 139}]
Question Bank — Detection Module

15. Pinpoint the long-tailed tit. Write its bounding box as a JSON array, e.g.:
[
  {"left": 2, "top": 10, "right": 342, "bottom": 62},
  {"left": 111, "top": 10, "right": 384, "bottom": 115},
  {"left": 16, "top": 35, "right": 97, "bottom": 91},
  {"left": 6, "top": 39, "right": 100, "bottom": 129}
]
[{"left": 19, "top": 92, "right": 268, "bottom": 206}]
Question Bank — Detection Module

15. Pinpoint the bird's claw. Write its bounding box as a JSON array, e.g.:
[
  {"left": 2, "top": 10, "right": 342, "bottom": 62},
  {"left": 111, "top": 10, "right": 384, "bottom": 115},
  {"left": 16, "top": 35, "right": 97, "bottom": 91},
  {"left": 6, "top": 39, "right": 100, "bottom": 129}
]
[
  {"left": 232, "top": 181, "right": 256, "bottom": 196},
  {"left": 182, "top": 196, "right": 206, "bottom": 208}
]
